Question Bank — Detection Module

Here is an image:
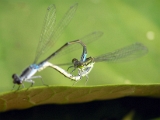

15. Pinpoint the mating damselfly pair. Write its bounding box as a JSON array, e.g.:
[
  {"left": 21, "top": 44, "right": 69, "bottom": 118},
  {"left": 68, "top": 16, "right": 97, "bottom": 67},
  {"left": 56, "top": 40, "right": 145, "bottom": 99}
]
[{"left": 12, "top": 3, "right": 148, "bottom": 89}]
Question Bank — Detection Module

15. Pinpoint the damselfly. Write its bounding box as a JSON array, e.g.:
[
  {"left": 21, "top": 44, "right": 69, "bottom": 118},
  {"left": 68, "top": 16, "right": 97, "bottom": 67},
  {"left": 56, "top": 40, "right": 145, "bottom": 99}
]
[
  {"left": 53, "top": 42, "right": 148, "bottom": 85},
  {"left": 39, "top": 31, "right": 103, "bottom": 83},
  {"left": 12, "top": 3, "right": 81, "bottom": 89}
]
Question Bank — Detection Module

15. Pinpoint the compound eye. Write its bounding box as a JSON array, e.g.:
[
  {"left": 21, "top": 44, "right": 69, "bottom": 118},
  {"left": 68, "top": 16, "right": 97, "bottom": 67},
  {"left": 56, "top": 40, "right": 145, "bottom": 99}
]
[
  {"left": 72, "top": 58, "right": 78, "bottom": 64},
  {"left": 12, "top": 74, "right": 16, "bottom": 79},
  {"left": 12, "top": 74, "right": 21, "bottom": 84}
]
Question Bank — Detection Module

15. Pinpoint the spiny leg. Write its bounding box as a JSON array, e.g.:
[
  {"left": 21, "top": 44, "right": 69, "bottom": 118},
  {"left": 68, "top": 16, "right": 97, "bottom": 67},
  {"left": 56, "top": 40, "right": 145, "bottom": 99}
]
[
  {"left": 17, "top": 85, "right": 22, "bottom": 91},
  {"left": 71, "top": 68, "right": 77, "bottom": 74},
  {"left": 12, "top": 84, "right": 25, "bottom": 91},
  {"left": 84, "top": 75, "right": 89, "bottom": 85},
  {"left": 78, "top": 69, "right": 83, "bottom": 79},
  {"left": 12, "top": 84, "right": 15, "bottom": 91},
  {"left": 29, "top": 76, "right": 48, "bottom": 86},
  {"left": 67, "top": 66, "right": 74, "bottom": 71},
  {"left": 72, "top": 70, "right": 83, "bottom": 86},
  {"left": 67, "top": 66, "right": 77, "bottom": 76},
  {"left": 67, "top": 66, "right": 77, "bottom": 74},
  {"left": 72, "top": 79, "right": 79, "bottom": 86},
  {"left": 30, "top": 80, "right": 35, "bottom": 87},
  {"left": 40, "top": 77, "right": 48, "bottom": 86},
  {"left": 22, "top": 83, "right": 25, "bottom": 88}
]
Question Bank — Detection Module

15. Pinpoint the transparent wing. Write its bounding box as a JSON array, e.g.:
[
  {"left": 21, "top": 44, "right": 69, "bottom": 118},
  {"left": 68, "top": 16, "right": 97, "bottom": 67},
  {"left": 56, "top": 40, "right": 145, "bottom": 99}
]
[
  {"left": 56, "top": 42, "right": 148, "bottom": 66},
  {"left": 54, "top": 31, "right": 103, "bottom": 57},
  {"left": 34, "top": 4, "right": 56, "bottom": 63},
  {"left": 94, "top": 42, "right": 148, "bottom": 62},
  {"left": 54, "top": 31, "right": 103, "bottom": 66},
  {"left": 52, "top": 3, "right": 78, "bottom": 44},
  {"left": 34, "top": 3, "right": 78, "bottom": 63}
]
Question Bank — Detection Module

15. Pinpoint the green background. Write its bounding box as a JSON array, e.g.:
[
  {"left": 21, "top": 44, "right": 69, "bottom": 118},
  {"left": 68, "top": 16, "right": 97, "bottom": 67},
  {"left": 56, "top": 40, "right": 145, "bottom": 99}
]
[
  {"left": 1, "top": 0, "right": 159, "bottom": 92},
  {"left": 0, "top": 0, "right": 160, "bottom": 119}
]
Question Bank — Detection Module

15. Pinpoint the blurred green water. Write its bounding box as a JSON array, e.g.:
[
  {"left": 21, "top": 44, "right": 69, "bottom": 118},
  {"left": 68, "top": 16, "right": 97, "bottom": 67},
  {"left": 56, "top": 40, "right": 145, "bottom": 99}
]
[{"left": 0, "top": 0, "right": 160, "bottom": 92}]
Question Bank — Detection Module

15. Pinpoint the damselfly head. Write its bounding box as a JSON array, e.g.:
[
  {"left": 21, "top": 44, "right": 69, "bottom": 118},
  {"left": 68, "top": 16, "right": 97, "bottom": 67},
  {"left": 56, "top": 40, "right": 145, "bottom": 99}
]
[
  {"left": 72, "top": 58, "right": 78, "bottom": 64},
  {"left": 72, "top": 58, "right": 83, "bottom": 68},
  {"left": 12, "top": 74, "right": 22, "bottom": 85}
]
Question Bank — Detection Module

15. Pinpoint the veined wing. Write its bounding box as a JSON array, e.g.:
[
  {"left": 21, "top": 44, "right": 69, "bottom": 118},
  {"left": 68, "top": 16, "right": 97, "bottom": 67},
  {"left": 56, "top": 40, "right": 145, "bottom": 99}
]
[
  {"left": 34, "top": 4, "right": 56, "bottom": 63},
  {"left": 56, "top": 42, "right": 148, "bottom": 66},
  {"left": 94, "top": 42, "right": 148, "bottom": 62},
  {"left": 54, "top": 31, "right": 103, "bottom": 58},
  {"left": 54, "top": 31, "right": 103, "bottom": 66},
  {"left": 34, "top": 3, "right": 78, "bottom": 63}
]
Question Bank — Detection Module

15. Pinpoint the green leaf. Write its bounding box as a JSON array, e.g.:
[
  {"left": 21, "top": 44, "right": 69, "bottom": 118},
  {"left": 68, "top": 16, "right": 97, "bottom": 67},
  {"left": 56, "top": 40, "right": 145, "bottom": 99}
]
[
  {"left": 0, "top": 1, "right": 160, "bottom": 116},
  {"left": 0, "top": 84, "right": 160, "bottom": 112}
]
